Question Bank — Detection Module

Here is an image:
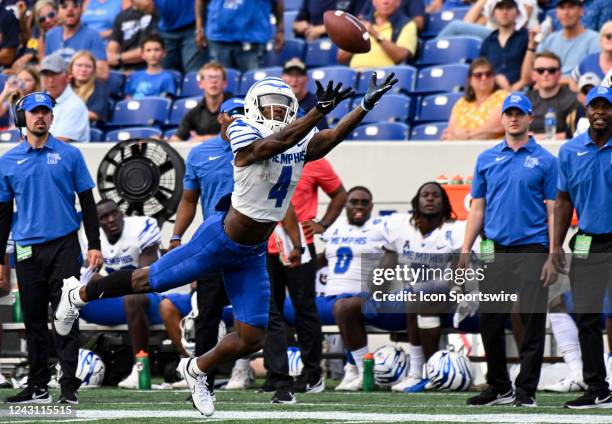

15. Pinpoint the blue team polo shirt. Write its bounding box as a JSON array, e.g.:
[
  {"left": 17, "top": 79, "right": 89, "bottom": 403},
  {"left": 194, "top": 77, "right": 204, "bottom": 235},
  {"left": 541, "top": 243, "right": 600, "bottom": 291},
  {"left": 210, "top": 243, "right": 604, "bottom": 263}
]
[
  {"left": 0, "top": 136, "right": 95, "bottom": 245},
  {"left": 206, "top": 0, "right": 272, "bottom": 44},
  {"left": 471, "top": 137, "right": 558, "bottom": 246},
  {"left": 154, "top": 0, "right": 195, "bottom": 31},
  {"left": 45, "top": 24, "right": 107, "bottom": 62},
  {"left": 558, "top": 131, "right": 612, "bottom": 235},
  {"left": 183, "top": 135, "right": 234, "bottom": 219}
]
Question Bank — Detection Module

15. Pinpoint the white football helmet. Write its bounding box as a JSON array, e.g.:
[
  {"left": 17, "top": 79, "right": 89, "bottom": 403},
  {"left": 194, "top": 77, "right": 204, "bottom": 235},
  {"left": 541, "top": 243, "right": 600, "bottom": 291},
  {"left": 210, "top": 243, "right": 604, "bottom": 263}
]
[
  {"left": 373, "top": 345, "right": 408, "bottom": 387},
  {"left": 75, "top": 349, "right": 105, "bottom": 388},
  {"left": 244, "top": 77, "right": 298, "bottom": 133},
  {"left": 180, "top": 312, "right": 196, "bottom": 358},
  {"left": 426, "top": 345, "right": 473, "bottom": 391},
  {"left": 287, "top": 347, "right": 304, "bottom": 377}
]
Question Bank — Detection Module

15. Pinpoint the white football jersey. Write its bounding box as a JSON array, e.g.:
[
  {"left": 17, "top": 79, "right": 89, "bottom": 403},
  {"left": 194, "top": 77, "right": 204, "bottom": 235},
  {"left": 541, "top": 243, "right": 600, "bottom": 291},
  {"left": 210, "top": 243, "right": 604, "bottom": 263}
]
[
  {"left": 322, "top": 216, "right": 387, "bottom": 296},
  {"left": 101, "top": 216, "right": 161, "bottom": 273},
  {"left": 227, "top": 117, "right": 317, "bottom": 222},
  {"left": 383, "top": 214, "right": 465, "bottom": 276}
]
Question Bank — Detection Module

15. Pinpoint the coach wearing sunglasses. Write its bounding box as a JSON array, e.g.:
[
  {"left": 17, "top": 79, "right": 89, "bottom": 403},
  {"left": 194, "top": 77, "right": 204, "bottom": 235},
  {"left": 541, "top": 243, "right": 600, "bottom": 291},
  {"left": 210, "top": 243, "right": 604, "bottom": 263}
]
[{"left": 526, "top": 51, "right": 580, "bottom": 139}]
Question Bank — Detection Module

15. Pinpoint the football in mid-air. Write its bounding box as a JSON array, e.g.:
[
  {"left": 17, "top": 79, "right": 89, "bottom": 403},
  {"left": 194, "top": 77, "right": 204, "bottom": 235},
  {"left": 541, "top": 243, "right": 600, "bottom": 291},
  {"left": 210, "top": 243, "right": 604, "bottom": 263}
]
[{"left": 323, "top": 10, "right": 371, "bottom": 54}]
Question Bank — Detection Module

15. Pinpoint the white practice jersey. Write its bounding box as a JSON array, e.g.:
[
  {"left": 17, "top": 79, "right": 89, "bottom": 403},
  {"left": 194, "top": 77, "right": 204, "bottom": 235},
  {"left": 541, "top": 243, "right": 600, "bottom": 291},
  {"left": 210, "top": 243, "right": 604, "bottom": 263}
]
[
  {"left": 101, "top": 216, "right": 161, "bottom": 273},
  {"left": 227, "top": 117, "right": 317, "bottom": 222},
  {"left": 322, "top": 217, "right": 387, "bottom": 296},
  {"left": 383, "top": 214, "right": 465, "bottom": 278}
]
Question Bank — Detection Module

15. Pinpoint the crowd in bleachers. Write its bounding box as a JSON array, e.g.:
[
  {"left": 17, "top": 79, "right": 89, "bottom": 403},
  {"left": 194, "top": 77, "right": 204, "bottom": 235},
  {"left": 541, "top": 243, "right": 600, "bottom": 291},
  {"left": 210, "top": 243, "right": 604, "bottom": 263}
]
[{"left": 0, "top": 0, "right": 610, "bottom": 142}]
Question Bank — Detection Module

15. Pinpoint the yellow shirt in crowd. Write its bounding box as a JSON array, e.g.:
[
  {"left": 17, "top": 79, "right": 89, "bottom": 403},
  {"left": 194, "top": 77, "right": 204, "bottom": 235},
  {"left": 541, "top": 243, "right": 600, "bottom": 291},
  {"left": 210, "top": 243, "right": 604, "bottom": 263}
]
[{"left": 451, "top": 90, "right": 508, "bottom": 130}]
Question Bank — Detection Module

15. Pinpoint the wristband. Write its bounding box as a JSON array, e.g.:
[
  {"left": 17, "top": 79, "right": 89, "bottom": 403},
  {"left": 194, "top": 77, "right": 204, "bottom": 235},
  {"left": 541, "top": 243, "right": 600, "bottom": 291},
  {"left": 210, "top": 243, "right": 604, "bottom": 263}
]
[
  {"left": 317, "top": 220, "right": 330, "bottom": 230},
  {"left": 170, "top": 235, "right": 182, "bottom": 242},
  {"left": 360, "top": 98, "right": 372, "bottom": 112}
]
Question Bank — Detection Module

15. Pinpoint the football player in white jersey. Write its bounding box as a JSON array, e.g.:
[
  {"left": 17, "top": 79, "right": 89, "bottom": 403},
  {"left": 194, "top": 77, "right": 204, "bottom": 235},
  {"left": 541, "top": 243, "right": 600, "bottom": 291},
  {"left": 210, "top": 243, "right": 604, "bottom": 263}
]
[
  {"left": 56, "top": 74, "right": 398, "bottom": 415},
  {"left": 79, "top": 200, "right": 192, "bottom": 388}
]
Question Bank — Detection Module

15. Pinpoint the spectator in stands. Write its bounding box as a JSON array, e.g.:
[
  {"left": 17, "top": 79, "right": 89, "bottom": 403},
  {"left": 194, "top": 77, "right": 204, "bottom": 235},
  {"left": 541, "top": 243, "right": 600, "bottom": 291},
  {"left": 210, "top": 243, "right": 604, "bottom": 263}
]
[
  {"left": 479, "top": 0, "right": 529, "bottom": 90},
  {"left": 281, "top": 58, "right": 328, "bottom": 131},
  {"left": 359, "top": 0, "right": 426, "bottom": 33},
  {"left": 44, "top": 0, "right": 109, "bottom": 80},
  {"left": 197, "top": 0, "right": 284, "bottom": 73},
  {"left": 337, "top": 0, "right": 418, "bottom": 69},
  {"left": 40, "top": 53, "right": 90, "bottom": 142},
  {"left": 169, "top": 61, "right": 231, "bottom": 142},
  {"left": 293, "top": 0, "right": 363, "bottom": 40},
  {"left": 10, "top": 0, "right": 60, "bottom": 71},
  {"left": 68, "top": 50, "right": 110, "bottom": 124},
  {"left": 443, "top": 57, "right": 507, "bottom": 140},
  {"left": 107, "top": 0, "right": 158, "bottom": 71},
  {"left": 0, "top": 4, "right": 20, "bottom": 69},
  {"left": 436, "top": 0, "right": 535, "bottom": 40},
  {"left": 533, "top": 0, "right": 599, "bottom": 78},
  {"left": 571, "top": 21, "right": 612, "bottom": 88},
  {"left": 153, "top": 0, "right": 206, "bottom": 73},
  {"left": 124, "top": 34, "right": 177, "bottom": 99},
  {"left": 526, "top": 51, "right": 579, "bottom": 138},
  {"left": 582, "top": 0, "right": 612, "bottom": 32},
  {"left": 81, "top": 0, "right": 125, "bottom": 39},
  {"left": 0, "top": 67, "right": 41, "bottom": 127},
  {"left": 565, "top": 72, "right": 600, "bottom": 137}
]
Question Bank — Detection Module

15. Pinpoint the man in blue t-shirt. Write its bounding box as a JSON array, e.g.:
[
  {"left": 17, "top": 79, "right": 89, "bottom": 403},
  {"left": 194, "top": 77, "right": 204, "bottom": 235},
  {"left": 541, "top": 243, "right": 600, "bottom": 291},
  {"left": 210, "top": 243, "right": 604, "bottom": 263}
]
[
  {"left": 0, "top": 5, "right": 19, "bottom": 69},
  {"left": 44, "top": 0, "right": 109, "bottom": 80},
  {"left": 125, "top": 34, "right": 177, "bottom": 99}
]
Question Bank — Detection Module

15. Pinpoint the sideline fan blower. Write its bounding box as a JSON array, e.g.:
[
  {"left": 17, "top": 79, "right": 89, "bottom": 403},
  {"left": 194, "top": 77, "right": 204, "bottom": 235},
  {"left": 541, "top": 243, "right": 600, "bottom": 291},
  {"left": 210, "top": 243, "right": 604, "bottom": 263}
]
[{"left": 97, "top": 138, "right": 184, "bottom": 225}]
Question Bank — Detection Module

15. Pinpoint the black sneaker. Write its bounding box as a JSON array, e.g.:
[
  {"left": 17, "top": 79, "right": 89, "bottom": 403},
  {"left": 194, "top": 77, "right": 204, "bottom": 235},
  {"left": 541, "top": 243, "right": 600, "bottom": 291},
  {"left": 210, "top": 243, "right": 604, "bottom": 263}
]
[
  {"left": 467, "top": 386, "right": 514, "bottom": 406},
  {"left": 58, "top": 387, "right": 78, "bottom": 405},
  {"left": 513, "top": 392, "right": 537, "bottom": 407},
  {"left": 565, "top": 391, "right": 612, "bottom": 409},
  {"left": 271, "top": 387, "right": 296, "bottom": 404},
  {"left": 6, "top": 387, "right": 51, "bottom": 404},
  {"left": 294, "top": 375, "right": 325, "bottom": 393}
]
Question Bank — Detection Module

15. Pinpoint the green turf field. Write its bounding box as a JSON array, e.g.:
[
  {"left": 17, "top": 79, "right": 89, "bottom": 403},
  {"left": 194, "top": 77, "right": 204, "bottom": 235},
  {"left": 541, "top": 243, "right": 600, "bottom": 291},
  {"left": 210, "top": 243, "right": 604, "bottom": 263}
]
[{"left": 2, "top": 382, "right": 612, "bottom": 423}]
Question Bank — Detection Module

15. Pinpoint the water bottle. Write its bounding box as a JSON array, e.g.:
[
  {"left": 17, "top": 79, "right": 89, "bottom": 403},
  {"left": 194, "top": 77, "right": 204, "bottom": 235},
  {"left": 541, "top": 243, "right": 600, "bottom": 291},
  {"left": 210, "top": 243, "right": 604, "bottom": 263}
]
[
  {"left": 362, "top": 352, "right": 375, "bottom": 392},
  {"left": 535, "top": 16, "right": 553, "bottom": 45},
  {"left": 450, "top": 175, "right": 463, "bottom": 185},
  {"left": 544, "top": 108, "right": 556, "bottom": 142},
  {"left": 135, "top": 350, "right": 151, "bottom": 390},
  {"left": 12, "top": 289, "right": 23, "bottom": 323}
]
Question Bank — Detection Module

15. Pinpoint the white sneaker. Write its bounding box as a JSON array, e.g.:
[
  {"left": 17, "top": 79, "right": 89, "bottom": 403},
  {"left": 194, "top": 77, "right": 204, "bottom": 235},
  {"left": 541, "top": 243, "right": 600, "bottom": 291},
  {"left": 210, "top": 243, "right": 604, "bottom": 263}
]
[
  {"left": 177, "top": 358, "right": 214, "bottom": 417},
  {"left": 335, "top": 364, "right": 362, "bottom": 391},
  {"left": 224, "top": 365, "right": 255, "bottom": 390},
  {"left": 118, "top": 365, "right": 139, "bottom": 389},
  {"left": 0, "top": 373, "right": 12, "bottom": 388},
  {"left": 391, "top": 374, "right": 424, "bottom": 393},
  {"left": 543, "top": 372, "right": 586, "bottom": 393},
  {"left": 54, "top": 277, "right": 82, "bottom": 336}
]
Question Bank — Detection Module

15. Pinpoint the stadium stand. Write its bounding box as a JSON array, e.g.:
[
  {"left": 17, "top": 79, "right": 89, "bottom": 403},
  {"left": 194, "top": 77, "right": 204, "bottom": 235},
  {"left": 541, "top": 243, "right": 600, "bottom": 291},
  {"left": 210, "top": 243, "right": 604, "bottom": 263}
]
[
  {"left": 0, "top": 129, "right": 20, "bottom": 143},
  {"left": 238, "top": 67, "right": 283, "bottom": 96},
  {"left": 105, "top": 127, "right": 162, "bottom": 141},
  {"left": 357, "top": 94, "right": 412, "bottom": 124},
  {"left": 356, "top": 66, "right": 418, "bottom": 95},
  {"left": 180, "top": 69, "right": 242, "bottom": 99},
  {"left": 107, "top": 97, "right": 171, "bottom": 128},
  {"left": 305, "top": 38, "right": 339, "bottom": 68},
  {"left": 350, "top": 122, "right": 410, "bottom": 141},
  {"left": 410, "top": 122, "right": 448, "bottom": 141},
  {"left": 262, "top": 38, "right": 306, "bottom": 67},
  {"left": 167, "top": 97, "right": 200, "bottom": 127},
  {"left": 414, "top": 92, "right": 463, "bottom": 123},
  {"left": 414, "top": 64, "right": 469, "bottom": 94},
  {"left": 421, "top": 7, "right": 471, "bottom": 38},
  {"left": 417, "top": 36, "right": 482, "bottom": 67},
  {"left": 107, "top": 71, "right": 126, "bottom": 99},
  {"left": 307, "top": 66, "right": 358, "bottom": 93},
  {"left": 89, "top": 127, "right": 105, "bottom": 142}
]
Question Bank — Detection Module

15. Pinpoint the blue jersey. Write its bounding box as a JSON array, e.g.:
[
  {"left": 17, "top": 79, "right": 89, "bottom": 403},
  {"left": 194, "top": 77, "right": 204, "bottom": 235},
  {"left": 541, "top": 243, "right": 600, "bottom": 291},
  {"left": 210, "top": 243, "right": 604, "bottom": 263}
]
[{"left": 125, "top": 70, "right": 177, "bottom": 99}]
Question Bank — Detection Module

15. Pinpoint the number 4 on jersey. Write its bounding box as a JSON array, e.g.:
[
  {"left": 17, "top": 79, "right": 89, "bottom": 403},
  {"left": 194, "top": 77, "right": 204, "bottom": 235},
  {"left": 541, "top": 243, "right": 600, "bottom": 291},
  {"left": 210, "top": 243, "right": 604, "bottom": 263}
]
[{"left": 268, "top": 165, "right": 292, "bottom": 207}]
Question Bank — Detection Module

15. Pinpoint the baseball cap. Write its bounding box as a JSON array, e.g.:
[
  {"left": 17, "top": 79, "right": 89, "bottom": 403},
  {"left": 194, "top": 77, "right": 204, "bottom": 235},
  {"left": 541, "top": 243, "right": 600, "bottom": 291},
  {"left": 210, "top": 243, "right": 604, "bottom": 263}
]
[
  {"left": 60, "top": 0, "right": 83, "bottom": 6},
  {"left": 578, "top": 72, "right": 601, "bottom": 92},
  {"left": 220, "top": 98, "right": 245, "bottom": 117},
  {"left": 20, "top": 92, "right": 55, "bottom": 112},
  {"left": 492, "top": 0, "right": 518, "bottom": 8},
  {"left": 585, "top": 86, "right": 612, "bottom": 106},
  {"left": 502, "top": 92, "right": 533, "bottom": 115},
  {"left": 283, "top": 58, "right": 307, "bottom": 75},
  {"left": 557, "top": 0, "right": 583, "bottom": 7},
  {"left": 40, "top": 54, "right": 67, "bottom": 74}
]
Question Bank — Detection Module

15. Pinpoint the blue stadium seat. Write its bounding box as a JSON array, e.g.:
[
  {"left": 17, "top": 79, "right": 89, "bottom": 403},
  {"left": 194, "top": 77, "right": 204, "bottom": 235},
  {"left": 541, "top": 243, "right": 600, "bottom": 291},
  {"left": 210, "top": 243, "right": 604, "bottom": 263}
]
[
  {"left": 238, "top": 67, "right": 283, "bottom": 96},
  {"left": 164, "top": 128, "right": 178, "bottom": 139},
  {"left": 418, "top": 36, "right": 482, "bottom": 66},
  {"left": 356, "top": 66, "right": 417, "bottom": 95},
  {"left": 305, "top": 38, "right": 338, "bottom": 67},
  {"left": 105, "top": 127, "right": 162, "bottom": 141},
  {"left": 307, "top": 66, "right": 358, "bottom": 93},
  {"left": 168, "top": 97, "right": 200, "bottom": 126},
  {"left": 108, "top": 97, "right": 171, "bottom": 127},
  {"left": 326, "top": 100, "right": 351, "bottom": 126},
  {"left": 414, "top": 92, "right": 463, "bottom": 122},
  {"left": 422, "top": 7, "right": 470, "bottom": 38},
  {"left": 263, "top": 38, "right": 306, "bottom": 67},
  {"left": 414, "top": 64, "right": 469, "bottom": 94},
  {"left": 284, "top": 11, "right": 299, "bottom": 39},
  {"left": 166, "top": 69, "right": 183, "bottom": 89},
  {"left": 0, "top": 128, "right": 21, "bottom": 142},
  {"left": 89, "top": 128, "right": 105, "bottom": 141},
  {"left": 107, "top": 70, "right": 126, "bottom": 98},
  {"left": 351, "top": 122, "right": 409, "bottom": 141},
  {"left": 358, "top": 94, "right": 411, "bottom": 124},
  {"left": 285, "top": 0, "right": 302, "bottom": 10},
  {"left": 410, "top": 122, "right": 448, "bottom": 141}
]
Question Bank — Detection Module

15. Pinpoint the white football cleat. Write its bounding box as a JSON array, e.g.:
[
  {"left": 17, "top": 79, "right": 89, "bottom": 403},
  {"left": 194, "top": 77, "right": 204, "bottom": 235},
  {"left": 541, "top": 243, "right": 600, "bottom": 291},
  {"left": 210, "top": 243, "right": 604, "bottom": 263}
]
[
  {"left": 224, "top": 365, "right": 255, "bottom": 390},
  {"left": 335, "top": 364, "right": 362, "bottom": 391},
  {"left": 177, "top": 358, "right": 214, "bottom": 417},
  {"left": 543, "top": 372, "right": 586, "bottom": 393},
  {"left": 118, "top": 365, "right": 139, "bottom": 389},
  {"left": 54, "top": 277, "right": 82, "bottom": 336},
  {"left": 391, "top": 374, "right": 425, "bottom": 393}
]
